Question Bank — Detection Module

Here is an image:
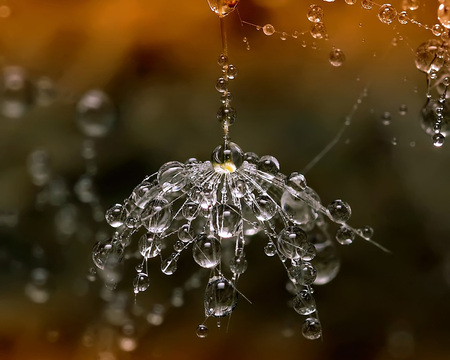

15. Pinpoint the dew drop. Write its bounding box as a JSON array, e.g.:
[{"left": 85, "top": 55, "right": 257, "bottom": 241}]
[
  {"left": 302, "top": 317, "right": 322, "bottom": 340},
  {"left": 263, "top": 24, "right": 275, "bottom": 36},
  {"left": 196, "top": 324, "right": 209, "bottom": 338},
  {"left": 293, "top": 289, "right": 316, "bottom": 315},
  {"left": 193, "top": 234, "right": 221, "bottom": 268},
  {"left": 329, "top": 48, "right": 346, "bottom": 67},
  {"left": 378, "top": 4, "right": 397, "bottom": 25},
  {"left": 204, "top": 278, "right": 238, "bottom": 317},
  {"left": 433, "top": 133, "right": 445, "bottom": 147},
  {"left": 307, "top": 5, "right": 324, "bottom": 23}
]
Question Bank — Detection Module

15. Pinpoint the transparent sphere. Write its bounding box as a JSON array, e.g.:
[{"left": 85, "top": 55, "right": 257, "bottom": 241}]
[
  {"left": 288, "top": 262, "right": 317, "bottom": 286},
  {"left": 252, "top": 194, "right": 277, "bottom": 221},
  {"left": 285, "top": 172, "right": 307, "bottom": 193},
  {"left": 244, "top": 152, "right": 260, "bottom": 164},
  {"left": 264, "top": 242, "right": 277, "bottom": 256},
  {"left": 161, "top": 255, "right": 178, "bottom": 275},
  {"left": 310, "top": 23, "right": 327, "bottom": 39},
  {"left": 421, "top": 100, "right": 450, "bottom": 137},
  {"left": 398, "top": 11, "right": 409, "bottom": 24},
  {"left": 263, "top": 24, "right": 275, "bottom": 36},
  {"left": 361, "top": 0, "right": 373, "bottom": 10},
  {"left": 281, "top": 187, "right": 320, "bottom": 230},
  {"left": 329, "top": 48, "right": 346, "bottom": 67},
  {"left": 293, "top": 289, "right": 316, "bottom": 315},
  {"left": 141, "top": 199, "right": 172, "bottom": 233},
  {"left": 105, "top": 204, "right": 126, "bottom": 228},
  {"left": 207, "top": 0, "right": 239, "bottom": 17},
  {"left": 378, "top": 4, "right": 397, "bottom": 25},
  {"left": 307, "top": 5, "right": 323, "bottom": 23},
  {"left": 277, "top": 226, "right": 308, "bottom": 260},
  {"left": 433, "top": 133, "right": 445, "bottom": 147},
  {"left": 212, "top": 142, "right": 244, "bottom": 173},
  {"left": 182, "top": 202, "right": 200, "bottom": 220},
  {"left": 216, "top": 105, "right": 236, "bottom": 125},
  {"left": 311, "top": 237, "right": 341, "bottom": 285},
  {"left": 0, "top": 66, "right": 34, "bottom": 119},
  {"left": 138, "top": 234, "right": 162, "bottom": 258},
  {"left": 193, "top": 234, "right": 221, "bottom": 268},
  {"left": 335, "top": 226, "right": 355, "bottom": 245},
  {"left": 76, "top": 89, "right": 115, "bottom": 137},
  {"left": 302, "top": 317, "right": 322, "bottom": 340},
  {"left": 196, "top": 324, "right": 208, "bottom": 338},
  {"left": 178, "top": 224, "right": 194, "bottom": 243},
  {"left": 327, "top": 199, "right": 352, "bottom": 223},
  {"left": 92, "top": 239, "right": 123, "bottom": 270},
  {"left": 257, "top": 155, "right": 280, "bottom": 175},
  {"left": 438, "top": 2, "right": 450, "bottom": 29},
  {"left": 231, "top": 179, "right": 248, "bottom": 198},
  {"left": 212, "top": 203, "right": 241, "bottom": 238},
  {"left": 133, "top": 273, "right": 150, "bottom": 294},
  {"left": 230, "top": 251, "right": 248, "bottom": 275},
  {"left": 157, "top": 161, "right": 186, "bottom": 192},
  {"left": 132, "top": 182, "right": 159, "bottom": 209},
  {"left": 415, "top": 39, "right": 444, "bottom": 74},
  {"left": 204, "top": 277, "right": 238, "bottom": 317}
]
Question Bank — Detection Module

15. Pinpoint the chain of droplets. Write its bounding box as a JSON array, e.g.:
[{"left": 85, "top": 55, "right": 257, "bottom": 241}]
[
  {"left": 216, "top": 54, "right": 238, "bottom": 140},
  {"left": 429, "top": 76, "right": 449, "bottom": 147},
  {"left": 241, "top": 5, "right": 346, "bottom": 67}
]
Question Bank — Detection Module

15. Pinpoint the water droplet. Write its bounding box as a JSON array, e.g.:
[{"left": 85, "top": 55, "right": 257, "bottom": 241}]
[
  {"left": 263, "top": 24, "right": 275, "bottom": 36},
  {"left": 335, "top": 226, "right": 355, "bottom": 245},
  {"left": 361, "top": 0, "right": 373, "bottom": 10},
  {"left": 207, "top": 0, "right": 240, "bottom": 17},
  {"left": 399, "top": 104, "right": 408, "bottom": 115},
  {"left": 277, "top": 226, "right": 308, "bottom": 260},
  {"left": 193, "top": 234, "right": 221, "bottom": 268},
  {"left": 293, "top": 289, "right": 316, "bottom": 315},
  {"left": 133, "top": 273, "right": 150, "bottom": 294},
  {"left": 327, "top": 199, "right": 352, "bottom": 223},
  {"left": 361, "top": 225, "right": 374, "bottom": 239},
  {"left": 161, "top": 254, "right": 178, "bottom": 275},
  {"left": 345, "top": 0, "right": 357, "bottom": 4},
  {"left": 285, "top": 172, "right": 307, "bottom": 193},
  {"left": 138, "top": 234, "right": 162, "bottom": 258},
  {"left": 230, "top": 250, "right": 248, "bottom": 275},
  {"left": 141, "top": 199, "right": 172, "bottom": 233},
  {"left": 92, "top": 239, "right": 123, "bottom": 270},
  {"left": 264, "top": 242, "right": 277, "bottom": 256},
  {"left": 310, "top": 23, "right": 327, "bottom": 39},
  {"left": 252, "top": 194, "right": 277, "bottom": 221},
  {"left": 397, "top": 11, "right": 409, "bottom": 24},
  {"left": 212, "top": 141, "right": 244, "bottom": 173},
  {"left": 257, "top": 155, "right": 280, "bottom": 175},
  {"left": 415, "top": 39, "right": 444, "bottom": 74},
  {"left": 212, "top": 203, "right": 241, "bottom": 238},
  {"left": 196, "top": 324, "right": 209, "bottom": 338},
  {"left": 227, "top": 64, "right": 238, "bottom": 80},
  {"left": 288, "top": 262, "right": 317, "bottom": 286},
  {"left": 302, "top": 317, "right": 322, "bottom": 340},
  {"left": 402, "top": 0, "right": 419, "bottom": 11},
  {"left": 204, "top": 277, "right": 238, "bottom": 317},
  {"left": 439, "top": 2, "right": 450, "bottom": 29},
  {"left": 76, "top": 90, "right": 115, "bottom": 137},
  {"left": 307, "top": 5, "right": 324, "bottom": 23},
  {"left": 381, "top": 111, "right": 392, "bottom": 125},
  {"left": 105, "top": 204, "right": 126, "bottom": 228},
  {"left": 281, "top": 187, "right": 320, "bottom": 230},
  {"left": 311, "top": 236, "right": 341, "bottom": 285},
  {"left": 378, "top": 4, "right": 397, "bottom": 25},
  {"left": 329, "top": 48, "right": 346, "bottom": 67},
  {"left": 0, "top": 66, "right": 34, "bottom": 119},
  {"left": 433, "top": 133, "right": 445, "bottom": 147}
]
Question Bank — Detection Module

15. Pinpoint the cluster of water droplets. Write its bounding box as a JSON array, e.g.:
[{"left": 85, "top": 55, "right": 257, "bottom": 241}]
[{"left": 94, "top": 132, "right": 381, "bottom": 340}]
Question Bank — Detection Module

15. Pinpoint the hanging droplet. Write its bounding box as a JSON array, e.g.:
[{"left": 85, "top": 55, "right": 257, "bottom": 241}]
[
  {"left": 307, "top": 5, "right": 324, "bottom": 23},
  {"left": 288, "top": 262, "right": 317, "bottom": 286},
  {"left": 105, "top": 204, "right": 126, "bottom": 228},
  {"left": 361, "top": 225, "right": 374, "bottom": 239},
  {"left": 207, "top": 0, "right": 240, "bottom": 17},
  {"left": 252, "top": 194, "right": 277, "bottom": 221},
  {"left": 182, "top": 202, "right": 200, "bottom": 220},
  {"left": 133, "top": 273, "right": 150, "bottom": 294},
  {"left": 378, "top": 4, "right": 397, "bottom": 25},
  {"left": 193, "top": 234, "right": 221, "bottom": 268},
  {"left": 433, "top": 133, "right": 445, "bottom": 147},
  {"left": 138, "top": 234, "right": 162, "bottom": 258},
  {"left": 264, "top": 242, "right": 277, "bottom": 257},
  {"left": 161, "top": 254, "right": 178, "bottom": 275},
  {"left": 230, "top": 250, "right": 248, "bottom": 275},
  {"left": 277, "top": 226, "right": 308, "bottom": 260},
  {"left": 310, "top": 23, "right": 327, "bottom": 39},
  {"left": 92, "top": 239, "right": 123, "bottom": 270},
  {"left": 0, "top": 66, "right": 34, "bottom": 119},
  {"left": 212, "top": 204, "right": 241, "bottom": 238},
  {"left": 293, "top": 289, "right": 316, "bottom": 315},
  {"left": 76, "top": 90, "right": 116, "bottom": 137},
  {"left": 196, "top": 324, "right": 209, "bottom": 338},
  {"left": 398, "top": 104, "right": 408, "bottom": 115},
  {"left": 311, "top": 236, "right": 341, "bottom": 285},
  {"left": 329, "top": 48, "right": 346, "bottom": 67},
  {"left": 381, "top": 111, "right": 392, "bottom": 125},
  {"left": 204, "top": 277, "right": 238, "bottom": 317},
  {"left": 327, "top": 199, "right": 352, "bottom": 223},
  {"left": 432, "top": 23, "right": 445, "bottom": 37},
  {"left": 178, "top": 224, "right": 194, "bottom": 243},
  {"left": 263, "top": 24, "right": 275, "bottom": 36},
  {"left": 141, "top": 199, "right": 172, "bottom": 233},
  {"left": 398, "top": 11, "right": 409, "bottom": 24},
  {"left": 415, "top": 39, "right": 444, "bottom": 74},
  {"left": 281, "top": 187, "right": 320, "bottom": 230},
  {"left": 302, "top": 317, "right": 322, "bottom": 340},
  {"left": 227, "top": 64, "right": 239, "bottom": 80}
]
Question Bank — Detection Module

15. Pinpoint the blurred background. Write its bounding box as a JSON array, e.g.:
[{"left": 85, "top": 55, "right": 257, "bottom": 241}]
[{"left": 1, "top": 0, "right": 450, "bottom": 359}]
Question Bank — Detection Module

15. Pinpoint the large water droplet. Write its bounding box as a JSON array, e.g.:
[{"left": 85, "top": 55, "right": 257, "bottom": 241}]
[
  {"left": 193, "top": 234, "right": 221, "bottom": 268},
  {"left": 204, "top": 277, "right": 238, "bottom": 317},
  {"left": 212, "top": 203, "right": 241, "bottom": 238},
  {"left": 141, "top": 198, "right": 172, "bottom": 233}
]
